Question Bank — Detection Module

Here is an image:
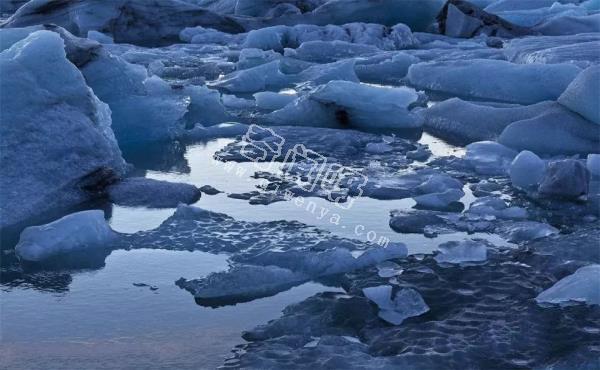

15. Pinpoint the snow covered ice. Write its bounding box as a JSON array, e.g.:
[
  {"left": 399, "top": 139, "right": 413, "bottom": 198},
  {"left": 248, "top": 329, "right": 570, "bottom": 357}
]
[{"left": 1, "top": 0, "right": 600, "bottom": 368}]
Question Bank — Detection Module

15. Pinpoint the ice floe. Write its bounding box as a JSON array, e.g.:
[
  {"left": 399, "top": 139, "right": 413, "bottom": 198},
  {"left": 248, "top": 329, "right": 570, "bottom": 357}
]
[
  {"left": 107, "top": 178, "right": 201, "bottom": 208},
  {"left": 15, "top": 210, "right": 116, "bottom": 262}
]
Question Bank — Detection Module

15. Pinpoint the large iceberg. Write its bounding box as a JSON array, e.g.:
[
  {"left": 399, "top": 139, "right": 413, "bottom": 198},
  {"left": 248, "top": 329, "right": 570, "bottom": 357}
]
[
  {"left": 408, "top": 59, "right": 581, "bottom": 104},
  {"left": 0, "top": 31, "right": 125, "bottom": 229},
  {"left": 15, "top": 210, "right": 117, "bottom": 262}
]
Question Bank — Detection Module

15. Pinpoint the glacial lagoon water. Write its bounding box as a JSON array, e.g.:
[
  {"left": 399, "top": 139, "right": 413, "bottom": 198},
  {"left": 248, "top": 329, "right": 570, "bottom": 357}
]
[{"left": 1, "top": 134, "right": 510, "bottom": 369}]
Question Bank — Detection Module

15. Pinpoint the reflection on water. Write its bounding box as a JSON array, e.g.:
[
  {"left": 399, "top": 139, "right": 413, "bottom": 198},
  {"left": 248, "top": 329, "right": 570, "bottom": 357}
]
[
  {"left": 1, "top": 135, "right": 500, "bottom": 369},
  {"left": 1, "top": 249, "right": 341, "bottom": 369}
]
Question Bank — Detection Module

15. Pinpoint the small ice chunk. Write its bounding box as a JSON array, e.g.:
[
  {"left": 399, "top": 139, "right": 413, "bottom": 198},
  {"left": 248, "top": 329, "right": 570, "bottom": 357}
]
[
  {"left": 468, "top": 196, "right": 528, "bottom": 220},
  {"left": 182, "top": 122, "right": 249, "bottom": 141},
  {"left": 536, "top": 265, "right": 600, "bottom": 306},
  {"left": 363, "top": 285, "right": 429, "bottom": 325},
  {"left": 558, "top": 65, "right": 600, "bottom": 125},
  {"left": 464, "top": 141, "right": 517, "bottom": 176},
  {"left": 509, "top": 150, "right": 546, "bottom": 190},
  {"left": 107, "top": 178, "right": 201, "bottom": 208},
  {"left": 434, "top": 240, "right": 488, "bottom": 264},
  {"left": 177, "top": 265, "right": 308, "bottom": 306},
  {"left": 15, "top": 210, "right": 116, "bottom": 262},
  {"left": 538, "top": 159, "right": 590, "bottom": 199},
  {"left": 254, "top": 91, "right": 297, "bottom": 110},
  {"left": 413, "top": 189, "right": 464, "bottom": 211}
]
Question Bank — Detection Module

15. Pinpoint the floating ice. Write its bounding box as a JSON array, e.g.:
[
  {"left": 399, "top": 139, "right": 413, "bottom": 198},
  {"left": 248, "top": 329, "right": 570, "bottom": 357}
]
[
  {"left": 468, "top": 196, "right": 528, "bottom": 219},
  {"left": 421, "top": 99, "right": 555, "bottom": 144},
  {"left": 284, "top": 40, "right": 379, "bottom": 63},
  {"left": 254, "top": 91, "right": 297, "bottom": 110},
  {"left": 486, "top": 2, "right": 587, "bottom": 28},
  {"left": 413, "top": 189, "right": 465, "bottom": 211},
  {"left": 82, "top": 52, "right": 189, "bottom": 146},
  {"left": 242, "top": 23, "right": 416, "bottom": 52},
  {"left": 179, "top": 26, "right": 241, "bottom": 45},
  {"left": 176, "top": 265, "right": 308, "bottom": 306},
  {"left": 3, "top": 0, "right": 247, "bottom": 46},
  {"left": 588, "top": 154, "right": 600, "bottom": 178},
  {"left": 267, "top": 81, "right": 423, "bottom": 129},
  {"left": 498, "top": 103, "right": 600, "bottom": 155},
  {"left": 416, "top": 174, "right": 463, "bottom": 194},
  {"left": 87, "top": 30, "right": 114, "bottom": 44},
  {"left": 182, "top": 122, "right": 249, "bottom": 141},
  {"left": 363, "top": 285, "right": 429, "bottom": 325},
  {"left": 108, "top": 178, "right": 201, "bottom": 208},
  {"left": 534, "top": 13, "right": 600, "bottom": 36},
  {"left": 408, "top": 59, "right": 581, "bottom": 104},
  {"left": 538, "top": 159, "right": 590, "bottom": 199},
  {"left": 509, "top": 150, "right": 546, "bottom": 190},
  {"left": 504, "top": 33, "right": 600, "bottom": 67},
  {"left": 499, "top": 221, "right": 558, "bottom": 243},
  {"left": 354, "top": 52, "right": 419, "bottom": 84},
  {"left": 434, "top": 240, "right": 488, "bottom": 264},
  {"left": 436, "top": 0, "right": 532, "bottom": 38},
  {"left": 536, "top": 265, "right": 600, "bottom": 306},
  {"left": 222, "top": 94, "right": 255, "bottom": 109},
  {"left": 15, "top": 210, "right": 117, "bottom": 262},
  {"left": 464, "top": 141, "right": 517, "bottom": 175},
  {"left": 0, "top": 31, "right": 125, "bottom": 229},
  {"left": 558, "top": 65, "right": 600, "bottom": 125}
]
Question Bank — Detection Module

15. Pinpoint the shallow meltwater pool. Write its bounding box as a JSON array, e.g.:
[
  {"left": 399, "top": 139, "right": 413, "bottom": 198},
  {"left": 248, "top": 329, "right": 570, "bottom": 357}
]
[{"left": 1, "top": 136, "right": 506, "bottom": 369}]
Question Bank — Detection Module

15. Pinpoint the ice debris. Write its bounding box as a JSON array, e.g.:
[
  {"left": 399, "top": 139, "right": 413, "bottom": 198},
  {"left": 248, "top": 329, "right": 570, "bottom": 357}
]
[
  {"left": 363, "top": 285, "right": 429, "bottom": 325},
  {"left": 107, "top": 178, "right": 201, "bottom": 208}
]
